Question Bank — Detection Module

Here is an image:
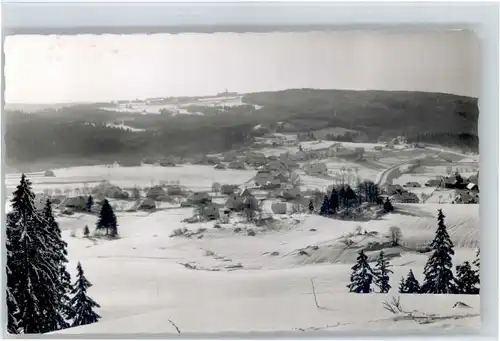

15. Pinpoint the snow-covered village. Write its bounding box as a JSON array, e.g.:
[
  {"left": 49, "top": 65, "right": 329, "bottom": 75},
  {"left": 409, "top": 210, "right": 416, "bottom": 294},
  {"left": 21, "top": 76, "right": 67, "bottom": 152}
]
[{"left": 3, "top": 30, "right": 480, "bottom": 335}]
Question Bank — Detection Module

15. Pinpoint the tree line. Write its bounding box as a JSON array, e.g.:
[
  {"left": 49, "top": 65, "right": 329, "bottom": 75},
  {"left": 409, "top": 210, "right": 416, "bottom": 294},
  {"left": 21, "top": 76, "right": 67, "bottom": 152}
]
[
  {"left": 6, "top": 175, "right": 102, "bottom": 334},
  {"left": 347, "top": 209, "right": 480, "bottom": 295}
]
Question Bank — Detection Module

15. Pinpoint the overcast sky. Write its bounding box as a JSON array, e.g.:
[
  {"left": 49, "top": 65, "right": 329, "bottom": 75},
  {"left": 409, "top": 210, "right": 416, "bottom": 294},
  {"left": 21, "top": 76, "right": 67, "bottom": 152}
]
[{"left": 4, "top": 30, "right": 480, "bottom": 104}]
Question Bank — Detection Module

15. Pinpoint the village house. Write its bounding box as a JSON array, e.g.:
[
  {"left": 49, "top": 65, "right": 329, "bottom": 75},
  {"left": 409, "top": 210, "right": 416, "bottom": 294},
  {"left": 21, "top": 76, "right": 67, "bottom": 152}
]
[
  {"left": 225, "top": 195, "right": 245, "bottom": 212},
  {"left": 245, "top": 152, "right": 267, "bottom": 166},
  {"left": 136, "top": 198, "right": 157, "bottom": 211},
  {"left": 214, "top": 164, "right": 226, "bottom": 170},
  {"left": 466, "top": 182, "right": 479, "bottom": 193},
  {"left": 280, "top": 187, "right": 301, "bottom": 201},
  {"left": 220, "top": 184, "right": 237, "bottom": 195},
  {"left": 403, "top": 181, "right": 421, "bottom": 188},
  {"left": 59, "top": 196, "right": 88, "bottom": 211},
  {"left": 188, "top": 191, "right": 211, "bottom": 204},
  {"left": 222, "top": 151, "right": 238, "bottom": 162},
  {"left": 272, "top": 171, "right": 289, "bottom": 184},
  {"left": 44, "top": 170, "right": 55, "bottom": 177},
  {"left": 146, "top": 186, "right": 167, "bottom": 201},
  {"left": 228, "top": 160, "right": 246, "bottom": 170},
  {"left": 385, "top": 184, "right": 404, "bottom": 195},
  {"left": 266, "top": 160, "right": 288, "bottom": 172},
  {"left": 303, "top": 162, "right": 328, "bottom": 176},
  {"left": 390, "top": 191, "right": 419, "bottom": 204},
  {"left": 255, "top": 170, "right": 274, "bottom": 186},
  {"left": 166, "top": 185, "right": 182, "bottom": 196}
]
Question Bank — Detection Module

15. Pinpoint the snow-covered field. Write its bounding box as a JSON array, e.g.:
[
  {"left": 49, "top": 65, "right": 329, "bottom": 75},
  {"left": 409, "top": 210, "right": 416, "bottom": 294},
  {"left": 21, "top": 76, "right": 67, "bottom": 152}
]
[
  {"left": 49, "top": 201, "right": 479, "bottom": 335},
  {"left": 4, "top": 165, "right": 256, "bottom": 194},
  {"left": 6, "top": 142, "right": 480, "bottom": 335},
  {"left": 100, "top": 95, "right": 261, "bottom": 115}
]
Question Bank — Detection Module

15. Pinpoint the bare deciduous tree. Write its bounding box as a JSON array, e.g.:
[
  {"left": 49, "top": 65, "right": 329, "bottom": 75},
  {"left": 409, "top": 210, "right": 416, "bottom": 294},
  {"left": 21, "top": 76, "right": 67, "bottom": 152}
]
[{"left": 389, "top": 226, "right": 403, "bottom": 246}]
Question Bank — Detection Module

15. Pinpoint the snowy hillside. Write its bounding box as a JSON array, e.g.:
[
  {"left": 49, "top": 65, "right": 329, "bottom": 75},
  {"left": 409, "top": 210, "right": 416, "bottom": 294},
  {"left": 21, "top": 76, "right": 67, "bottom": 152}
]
[{"left": 49, "top": 201, "right": 479, "bottom": 335}]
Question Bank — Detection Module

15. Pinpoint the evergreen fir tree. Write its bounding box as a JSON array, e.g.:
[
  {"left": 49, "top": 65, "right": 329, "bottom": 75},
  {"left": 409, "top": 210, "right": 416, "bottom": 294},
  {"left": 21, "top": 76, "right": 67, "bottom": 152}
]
[
  {"left": 86, "top": 195, "right": 94, "bottom": 212},
  {"left": 329, "top": 188, "right": 339, "bottom": 214},
  {"left": 347, "top": 250, "right": 374, "bottom": 293},
  {"left": 383, "top": 198, "right": 394, "bottom": 213},
  {"left": 6, "top": 174, "right": 63, "bottom": 333},
  {"left": 308, "top": 199, "right": 314, "bottom": 213},
  {"left": 319, "top": 195, "right": 330, "bottom": 216},
  {"left": 454, "top": 261, "right": 479, "bottom": 295},
  {"left": 69, "top": 262, "right": 101, "bottom": 327},
  {"left": 374, "top": 251, "right": 393, "bottom": 293},
  {"left": 473, "top": 248, "right": 480, "bottom": 288},
  {"left": 83, "top": 225, "right": 90, "bottom": 237},
  {"left": 398, "top": 277, "right": 407, "bottom": 293},
  {"left": 403, "top": 270, "right": 421, "bottom": 294},
  {"left": 6, "top": 286, "right": 19, "bottom": 334},
  {"left": 96, "top": 199, "right": 118, "bottom": 237},
  {"left": 42, "top": 199, "right": 73, "bottom": 329},
  {"left": 421, "top": 209, "right": 456, "bottom": 294}
]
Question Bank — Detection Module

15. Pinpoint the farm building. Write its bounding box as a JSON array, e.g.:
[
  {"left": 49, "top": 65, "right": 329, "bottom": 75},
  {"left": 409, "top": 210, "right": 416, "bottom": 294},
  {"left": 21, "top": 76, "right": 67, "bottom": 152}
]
[
  {"left": 425, "top": 179, "right": 442, "bottom": 187},
  {"left": 222, "top": 151, "right": 238, "bottom": 162},
  {"left": 246, "top": 152, "right": 267, "bottom": 166},
  {"left": 272, "top": 171, "right": 289, "bottom": 183},
  {"left": 44, "top": 170, "right": 55, "bottom": 177},
  {"left": 303, "top": 162, "right": 328, "bottom": 176},
  {"left": 238, "top": 188, "right": 254, "bottom": 198},
  {"left": 59, "top": 196, "right": 88, "bottom": 211},
  {"left": 265, "top": 160, "right": 288, "bottom": 172},
  {"left": 228, "top": 160, "right": 246, "bottom": 170},
  {"left": 385, "top": 184, "right": 404, "bottom": 195},
  {"left": 91, "top": 182, "right": 128, "bottom": 199},
  {"left": 189, "top": 192, "right": 211, "bottom": 204},
  {"left": 220, "top": 184, "right": 237, "bottom": 195},
  {"left": 466, "top": 183, "right": 479, "bottom": 192},
  {"left": 147, "top": 186, "right": 167, "bottom": 201},
  {"left": 166, "top": 185, "right": 182, "bottom": 196},
  {"left": 390, "top": 191, "right": 419, "bottom": 204},
  {"left": 214, "top": 164, "right": 226, "bottom": 170},
  {"left": 404, "top": 181, "right": 421, "bottom": 188},
  {"left": 280, "top": 187, "right": 301, "bottom": 200},
  {"left": 137, "top": 198, "right": 157, "bottom": 210},
  {"left": 225, "top": 195, "right": 245, "bottom": 212},
  {"left": 159, "top": 159, "right": 176, "bottom": 167},
  {"left": 255, "top": 170, "right": 274, "bottom": 186}
]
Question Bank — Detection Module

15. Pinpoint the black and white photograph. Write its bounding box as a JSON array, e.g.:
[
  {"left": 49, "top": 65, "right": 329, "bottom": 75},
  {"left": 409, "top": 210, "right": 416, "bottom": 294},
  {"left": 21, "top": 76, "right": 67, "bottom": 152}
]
[{"left": 3, "top": 28, "right": 480, "bottom": 335}]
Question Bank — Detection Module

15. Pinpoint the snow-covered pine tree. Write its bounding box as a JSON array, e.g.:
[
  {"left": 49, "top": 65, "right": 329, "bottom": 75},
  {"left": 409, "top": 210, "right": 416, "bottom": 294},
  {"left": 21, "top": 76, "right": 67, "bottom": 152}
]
[
  {"left": 83, "top": 225, "right": 90, "bottom": 237},
  {"left": 329, "top": 188, "right": 339, "bottom": 214},
  {"left": 7, "top": 174, "right": 62, "bottom": 333},
  {"left": 383, "top": 198, "right": 394, "bottom": 213},
  {"left": 473, "top": 248, "right": 480, "bottom": 289},
  {"left": 347, "top": 250, "right": 374, "bottom": 293},
  {"left": 42, "top": 199, "right": 73, "bottom": 329},
  {"left": 421, "top": 209, "right": 456, "bottom": 294},
  {"left": 454, "top": 261, "right": 479, "bottom": 295},
  {"left": 86, "top": 195, "right": 94, "bottom": 212},
  {"left": 398, "top": 277, "right": 407, "bottom": 293},
  {"left": 69, "top": 262, "right": 101, "bottom": 327},
  {"left": 308, "top": 199, "right": 314, "bottom": 213},
  {"left": 374, "top": 251, "right": 393, "bottom": 293},
  {"left": 96, "top": 199, "right": 118, "bottom": 237},
  {"left": 319, "top": 195, "right": 330, "bottom": 216},
  {"left": 403, "top": 269, "right": 421, "bottom": 294},
  {"left": 6, "top": 286, "right": 19, "bottom": 334},
  {"left": 6, "top": 213, "right": 20, "bottom": 334}
]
